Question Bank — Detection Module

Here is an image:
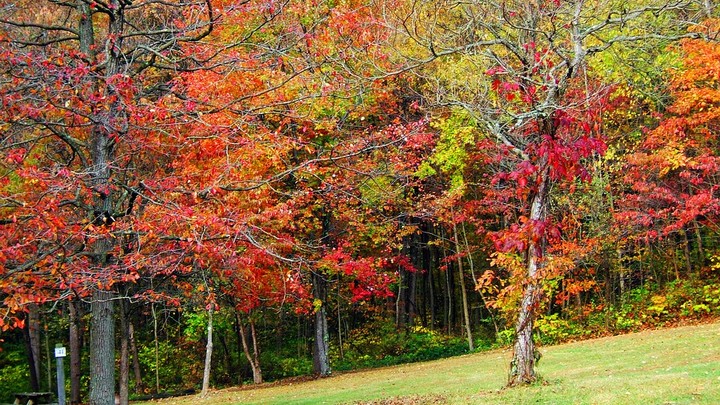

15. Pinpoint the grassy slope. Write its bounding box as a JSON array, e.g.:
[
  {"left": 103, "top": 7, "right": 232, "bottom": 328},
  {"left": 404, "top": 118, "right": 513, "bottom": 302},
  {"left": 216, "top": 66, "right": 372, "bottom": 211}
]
[{"left": 146, "top": 321, "right": 720, "bottom": 405}]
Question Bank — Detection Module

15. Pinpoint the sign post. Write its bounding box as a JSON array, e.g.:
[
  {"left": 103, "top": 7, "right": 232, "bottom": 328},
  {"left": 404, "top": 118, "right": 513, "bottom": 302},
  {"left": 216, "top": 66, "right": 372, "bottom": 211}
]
[{"left": 55, "top": 344, "right": 66, "bottom": 405}]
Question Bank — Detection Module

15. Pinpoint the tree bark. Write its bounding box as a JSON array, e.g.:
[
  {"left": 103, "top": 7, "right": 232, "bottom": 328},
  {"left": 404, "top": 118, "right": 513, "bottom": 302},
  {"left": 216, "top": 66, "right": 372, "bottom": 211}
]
[
  {"left": 682, "top": 229, "right": 693, "bottom": 275},
  {"left": 89, "top": 290, "right": 115, "bottom": 405},
  {"left": 89, "top": 0, "right": 125, "bottom": 402},
  {"left": 312, "top": 272, "right": 331, "bottom": 376},
  {"left": 119, "top": 302, "right": 130, "bottom": 405},
  {"left": 250, "top": 320, "right": 262, "bottom": 384},
  {"left": 406, "top": 267, "right": 417, "bottom": 327},
  {"left": 395, "top": 270, "right": 405, "bottom": 328},
  {"left": 508, "top": 168, "right": 549, "bottom": 387},
  {"left": 129, "top": 323, "right": 144, "bottom": 394},
  {"left": 22, "top": 315, "right": 40, "bottom": 392},
  {"left": 237, "top": 312, "right": 263, "bottom": 384},
  {"left": 337, "top": 283, "right": 344, "bottom": 360},
  {"left": 453, "top": 222, "right": 474, "bottom": 351},
  {"left": 428, "top": 241, "right": 436, "bottom": 329},
  {"left": 694, "top": 219, "right": 704, "bottom": 268},
  {"left": 28, "top": 304, "right": 42, "bottom": 390},
  {"left": 201, "top": 305, "right": 214, "bottom": 397},
  {"left": 69, "top": 301, "right": 83, "bottom": 405}
]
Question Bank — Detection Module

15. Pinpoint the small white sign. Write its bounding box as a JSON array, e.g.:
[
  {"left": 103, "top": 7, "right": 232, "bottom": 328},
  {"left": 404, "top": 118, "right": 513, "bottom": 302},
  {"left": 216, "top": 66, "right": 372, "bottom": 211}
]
[{"left": 55, "top": 347, "right": 66, "bottom": 358}]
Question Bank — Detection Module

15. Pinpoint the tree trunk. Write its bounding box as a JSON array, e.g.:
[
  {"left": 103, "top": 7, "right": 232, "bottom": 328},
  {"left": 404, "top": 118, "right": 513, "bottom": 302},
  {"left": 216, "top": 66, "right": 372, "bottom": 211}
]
[
  {"left": 129, "top": 323, "right": 144, "bottom": 394},
  {"left": 89, "top": 1, "right": 126, "bottom": 402},
  {"left": 694, "top": 219, "right": 704, "bottom": 268},
  {"left": 395, "top": 269, "right": 405, "bottom": 328},
  {"left": 69, "top": 301, "right": 83, "bottom": 405},
  {"left": 234, "top": 317, "right": 245, "bottom": 384},
  {"left": 201, "top": 305, "right": 214, "bottom": 397},
  {"left": 44, "top": 327, "right": 51, "bottom": 392},
  {"left": 313, "top": 305, "right": 331, "bottom": 376},
  {"left": 406, "top": 267, "right": 417, "bottom": 327},
  {"left": 312, "top": 272, "right": 331, "bottom": 376},
  {"left": 23, "top": 315, "right": 40, "bottom": 392},
  {"left": 439, "top": 229, "right": 451, "bottom": 334},
  {"left": 119, "top": 302, "right": 130, "bottom": 405},
  {"left": 508, "top": 169, "right": 549, "bottom": 387},
  {"left": 237, "top": 312, "right": 263, "bottom": 384},
  {"left": 151, "top": 302, "right": 160, "bottom": 393},
  {"left": 219, "top": 334, "right": 231, "bottom": 383},
  {"left": 462, "top": 222, "right": 499, "bottom": 336},
  {"left": 89, "top": 290, "right": 116, "bottom": 405},
  {"left": 249, "top": 320, "right": 262, "bottom": 384},
  {"left": 337, "top": 282, "right": 344, "bottom": 360},
  {"left": 420, "top": 228, "right": 431, "bottom": 327},
  {"left": 453, "top": 222, "right": 474, "bottom": 351},
  {"left": 428, "top": 242, "right": 436, "bottom": 328},
  {"left": 28, "top": 304, "right": 42, "bottom": 390}
]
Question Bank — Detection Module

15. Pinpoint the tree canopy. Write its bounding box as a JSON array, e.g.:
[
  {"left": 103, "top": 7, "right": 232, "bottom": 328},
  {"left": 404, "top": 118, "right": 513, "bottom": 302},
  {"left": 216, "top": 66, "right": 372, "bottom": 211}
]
[{"left": 1, "top": 0, "right": 719, "bottom": 402}]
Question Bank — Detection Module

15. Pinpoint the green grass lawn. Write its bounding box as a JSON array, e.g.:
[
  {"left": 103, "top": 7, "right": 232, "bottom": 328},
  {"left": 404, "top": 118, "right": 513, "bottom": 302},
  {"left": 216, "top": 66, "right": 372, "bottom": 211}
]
[{"left": 144, "top": 321, "right": 720, "bottom": 404}]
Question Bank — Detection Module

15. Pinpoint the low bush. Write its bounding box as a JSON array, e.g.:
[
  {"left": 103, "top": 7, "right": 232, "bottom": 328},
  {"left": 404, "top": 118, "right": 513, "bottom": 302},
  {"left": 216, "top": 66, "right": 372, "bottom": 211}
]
[{"left": 332, "top": 320, "right": 470, "bottom": 371}]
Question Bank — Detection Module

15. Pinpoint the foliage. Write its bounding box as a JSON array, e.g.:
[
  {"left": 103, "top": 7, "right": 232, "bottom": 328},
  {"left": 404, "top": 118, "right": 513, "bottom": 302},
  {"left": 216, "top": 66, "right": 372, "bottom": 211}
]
[
  {"left": 138, "top": 341, "right": 200, "bottom": 390},
  {"left": 1, "top": 0, "right": 720, "bottom": 397},
  {"left": 333, "top": 320, "right": 469, "bottom": 371},
  {"left": 261, "top": 353, "right": 313, "bottom": 381},
  {"left": 0, "top": 342, "right": 29, "bottom": 403},
  {"left": 534, "top": 314, "right": 580, "bottom": 345}
]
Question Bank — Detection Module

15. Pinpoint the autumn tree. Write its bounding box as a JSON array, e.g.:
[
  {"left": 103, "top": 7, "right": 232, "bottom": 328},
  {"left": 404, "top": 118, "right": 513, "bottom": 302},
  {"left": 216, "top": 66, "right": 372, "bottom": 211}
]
[
  {"left": 133, "top": 0, "right": 431, "bottom": 380},
  {"left": 372, "top": 0, "right": 706, "bottom": 385},
  {"left": 619, "top": 20, "right": 720, "bottom": 279},
  {"left": 0, "top": 0, "right": 288, "bottom": 402}
]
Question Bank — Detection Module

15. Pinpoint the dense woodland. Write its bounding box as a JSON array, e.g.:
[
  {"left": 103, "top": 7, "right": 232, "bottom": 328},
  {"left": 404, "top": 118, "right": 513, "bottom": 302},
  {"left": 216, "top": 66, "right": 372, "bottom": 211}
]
[{"left": 1, "top": 0, "right": 720, "bottom": 403}]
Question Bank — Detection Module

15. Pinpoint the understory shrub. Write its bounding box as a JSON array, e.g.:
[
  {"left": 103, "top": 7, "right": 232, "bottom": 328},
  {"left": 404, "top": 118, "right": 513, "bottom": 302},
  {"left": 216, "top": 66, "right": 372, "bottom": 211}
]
[
  {"left": 546, "top": 278, "right": 720, "bottom": 344},
  {"left": 332, "top": 319, "right": 470, "bottom": 371}
]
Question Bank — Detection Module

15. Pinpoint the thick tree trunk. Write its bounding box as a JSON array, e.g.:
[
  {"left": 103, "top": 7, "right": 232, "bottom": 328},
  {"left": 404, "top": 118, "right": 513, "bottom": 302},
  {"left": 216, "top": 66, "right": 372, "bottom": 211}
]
[
  {"left": 119, "top": 302, "right": 130, "bottom": 405},
  {"left": 89, "top": 290, "right": 115, "bottom": 405},
  {"left": 201, "top": 305, "right": 214, "bottom": 397},
  {"left": 312, "top": 272, "right": 331, "bottom": 376},
  {"left": 508, "top": 169, "right": 549, "bottom": 387},
  {"left": 23, "top": 316, "right": 40, "bottom": 392},
  {"left": 313, "top": 305, "right": 331, "bottom": 376},
  {"left": 69, "top": 301, "right": 83, "bottom": 405},
  {"left": 89, "top": 1, "right": 125, "bottom": 403},
  {"left": 28, "top": 304, "right": 42, "bottom": 390}
]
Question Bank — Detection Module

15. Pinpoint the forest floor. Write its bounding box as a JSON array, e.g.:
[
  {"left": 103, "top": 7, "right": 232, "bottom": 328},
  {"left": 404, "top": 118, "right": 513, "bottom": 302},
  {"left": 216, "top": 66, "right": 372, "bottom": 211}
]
[{"left": 140, "top": 321, "right": 720, "bottom": 404}]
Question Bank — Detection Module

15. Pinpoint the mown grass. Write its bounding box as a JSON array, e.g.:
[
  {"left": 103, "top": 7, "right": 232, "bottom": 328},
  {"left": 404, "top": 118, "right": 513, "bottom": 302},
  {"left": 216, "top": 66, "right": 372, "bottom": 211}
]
[{"left": 143, "top": 321, "right": 720, "bottom": 404}]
